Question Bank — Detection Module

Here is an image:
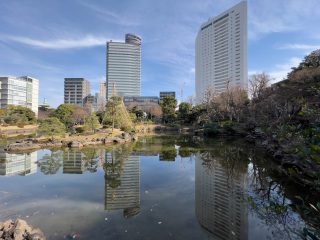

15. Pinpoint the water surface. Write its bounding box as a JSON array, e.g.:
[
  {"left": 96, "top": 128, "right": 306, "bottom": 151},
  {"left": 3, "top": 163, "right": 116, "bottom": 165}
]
[{"left": 0, "top": 136, "right": 319, "bottom": 239}]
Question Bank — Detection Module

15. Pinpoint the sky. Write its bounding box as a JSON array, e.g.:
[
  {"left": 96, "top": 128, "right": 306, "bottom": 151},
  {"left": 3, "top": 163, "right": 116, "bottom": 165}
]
[{"left": 0, "top": 0, "right": 320, "bottom": 107}]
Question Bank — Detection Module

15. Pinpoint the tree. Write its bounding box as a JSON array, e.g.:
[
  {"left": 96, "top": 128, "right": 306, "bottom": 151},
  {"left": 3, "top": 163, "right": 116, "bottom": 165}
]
[
  {"left": 149, "top": 105, "right": 163, "bottom": 120},
  {"left": 84, "top": 113, "right": 100, "bottom": 133},
  {"left": 249, "top": 73, "right": 272, "bottom": 100},
  {"left": 38, "top": 117, "right": 66, "bottom": 140},
  {"left": 178, "top": 102, "right": 192, "bottom": 122},
  {"left": 103, "top": 96, "right": 133, "bottom": 131},
  {"left": 54, "top": 104, "right": 89, "bottom": 128},
  {"left": 160, "top": 96, "right": 177, "bottom": 124},
  {"left": 53, "top": 104, "right": 75, "bottom": 127},
  {"left": 4, "top": 106, "right": 36, "bottom": 125}
]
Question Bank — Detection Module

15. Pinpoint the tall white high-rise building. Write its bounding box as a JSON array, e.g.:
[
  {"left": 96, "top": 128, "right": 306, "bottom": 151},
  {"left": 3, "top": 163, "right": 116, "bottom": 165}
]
[
  {"left": 195, "top": 1, "right": 247, "bottom": 104},
  {"left": 0, "top": 76, "right": 39, "bottom": 116},
  {"left": 106, "top": 34, "right": 141, "bottom": 99}
]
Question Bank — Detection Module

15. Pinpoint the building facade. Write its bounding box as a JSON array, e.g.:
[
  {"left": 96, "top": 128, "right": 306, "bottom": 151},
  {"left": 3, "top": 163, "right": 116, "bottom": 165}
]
[
  {"left": 195, "top": 154, "right": 248, "bottom": 239},
  {"left": 97, "top": 81, "right": 107, "bottom": 111},
  {"left": 106, "top": 34, "right": 141, "bottom": 99},
  {"left": 0, "top": 149, "right": 37, "bottom": 176},
  {"left": 160, "top": 91, "right": 176, "bottom": 101},
  {"left": 105, "top": 154, "right": 140, "bottom": 218},
  {"left": 64, "top": 78, "right": 91, "bottom": 106},
  {"left": 0, "top": 76, "right": 39, "bottom": 115},
  {"left": 195, "top": 1, "right": 247, "bottom": 104}
]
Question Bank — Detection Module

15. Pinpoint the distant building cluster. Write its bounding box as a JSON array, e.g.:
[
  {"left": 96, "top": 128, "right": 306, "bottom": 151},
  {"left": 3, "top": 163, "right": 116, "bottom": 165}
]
[{"left": 0, "top": 1, "right": 248, "bottom": 114}]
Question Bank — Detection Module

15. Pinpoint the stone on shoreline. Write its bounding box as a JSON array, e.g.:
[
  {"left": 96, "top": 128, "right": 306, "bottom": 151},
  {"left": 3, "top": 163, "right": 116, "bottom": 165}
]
[{"left": 0, "top": 219, "right": 45, "bottom": 240}]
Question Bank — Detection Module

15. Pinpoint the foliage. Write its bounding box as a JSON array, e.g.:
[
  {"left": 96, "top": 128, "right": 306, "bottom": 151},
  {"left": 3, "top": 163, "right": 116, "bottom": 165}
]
[
  {"left": 160, "top": 96, "right": 177, "bottom": 124},
  {"left": 103, "top": 96, "right": 133, "bottom": 131},
  {"left": 53, "top": 104, "right": 89, "bottom": 129},
  {"left": 3, "top": 105, "right": 36, "bottom": 125},
  {"left": 178, "top": 102, "right": 192, "bottom": 122},
  {"left": 84, "top": 113, "right": 100, "bottom": 133},
  {"left": 203, "top": 123, "right": 219, "bottom": 136},
  {"left": 38, "top": 117, "right": 66, "bottom": 140}
]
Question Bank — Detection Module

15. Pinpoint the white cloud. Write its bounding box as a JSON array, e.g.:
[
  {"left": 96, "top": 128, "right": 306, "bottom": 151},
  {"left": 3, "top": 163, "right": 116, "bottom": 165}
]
[
  {"left": 278, "top": 44, "right": 320, "bottom": 51},
  {"left": 269, "top": 57, "right": 302, "bottom": 82},
  {"left": 3, "top": 35, "right": 118, "bottom": 49}
]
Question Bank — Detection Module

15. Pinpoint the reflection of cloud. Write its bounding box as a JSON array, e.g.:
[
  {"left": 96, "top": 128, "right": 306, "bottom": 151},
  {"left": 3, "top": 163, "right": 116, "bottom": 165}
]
[{"left": 0, "top": 198, "right": 104, "bottom": 238}]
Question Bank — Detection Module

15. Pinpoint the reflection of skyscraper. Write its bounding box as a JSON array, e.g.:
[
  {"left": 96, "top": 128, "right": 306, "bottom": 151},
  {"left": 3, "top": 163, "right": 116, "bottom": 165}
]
[
  {"left": 195, "top": 154, "right": 248, "bottom": 240},
  {"left": 63, "top": 151, "right": 86, "bottom": 174},
  {"left": 105, "top": 155, "right": 140, "bottom": 218},
  {"left": 0, "top": 149, "right": 37, "bottom": 176}
]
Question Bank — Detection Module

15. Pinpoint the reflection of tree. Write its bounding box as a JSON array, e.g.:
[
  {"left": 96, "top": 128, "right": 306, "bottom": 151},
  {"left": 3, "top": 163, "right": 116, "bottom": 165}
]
[
  {"left": 81, "top": 148, "right": 99, "bottom": 173},
  {"left": 160, "top": 146, "right": 176, "bottom": 161},
  {"left": 103, "top": 144, "right": 134, "bottom": 188},
  {"left": 246, "top": 148, "right": 320, "bottom": 240},
  {"left": 38, "top": 151, "right": 63, "bottom": 175}
]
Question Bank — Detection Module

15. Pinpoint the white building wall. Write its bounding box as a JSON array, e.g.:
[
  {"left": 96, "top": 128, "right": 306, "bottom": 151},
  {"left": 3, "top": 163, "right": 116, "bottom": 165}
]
[
  {"left": 195, "top": 1, "right": 247, "bottom": 104},
  {"left": 0, "top": 76, "right": 39, "bottom": 116}
]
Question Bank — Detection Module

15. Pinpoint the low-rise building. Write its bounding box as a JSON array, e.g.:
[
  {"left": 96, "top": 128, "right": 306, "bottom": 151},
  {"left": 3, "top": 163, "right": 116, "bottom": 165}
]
[{"left": 0, "top": 76, "right": 39, "bottom": 116}]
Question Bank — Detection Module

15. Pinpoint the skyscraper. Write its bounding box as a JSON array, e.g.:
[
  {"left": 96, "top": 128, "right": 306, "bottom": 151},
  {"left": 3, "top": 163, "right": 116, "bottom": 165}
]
[
  {"left": 64, "top": 78, "right": 91, "bottom": 106},
  {"left": 195, "top": 1, "right": 247, "bottom": 104},
  {"left": 0, "top": 76, "right": 39, "bottom": 116},
  {"left": 106, "top": 34, "right": 141, "bottom": 99},
  {"left": 97, "top": 81, "right": 107, "bottom": 111}
]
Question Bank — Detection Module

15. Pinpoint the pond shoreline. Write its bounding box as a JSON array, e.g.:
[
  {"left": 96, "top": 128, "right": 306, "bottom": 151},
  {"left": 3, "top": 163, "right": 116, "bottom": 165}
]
[{"left": 4, "top": 132, "right": 138, "bottom": 152}]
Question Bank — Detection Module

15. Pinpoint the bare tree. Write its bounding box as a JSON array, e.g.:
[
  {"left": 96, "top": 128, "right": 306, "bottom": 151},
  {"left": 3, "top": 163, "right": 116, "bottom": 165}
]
[{"left": 249, "top": 73, "right": 272, "bottom": 100}]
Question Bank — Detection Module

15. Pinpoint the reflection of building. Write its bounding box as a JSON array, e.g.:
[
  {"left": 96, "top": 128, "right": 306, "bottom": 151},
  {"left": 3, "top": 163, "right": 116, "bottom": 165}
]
[
  {"left": 0, "top": 76, "right": 39, "bottom": 116},
  {"left": 195, "top": 155, "right": 248, "bottom": 240},
  {"left": 105, "top": 155, "right": 140, "bottom": 218},
  {"left": 0, "top": 149, "right": 37, "bottom": 176},
  {"left": 106, "top": 34, "right": 141, "bottom": 99},
  {"left": 195, "top": 1, "right": 247, "bottom": 103},
  {"left": 63, "top": 151, "right": 86, "bottom": 174},
  {"left": 64, "top": 78, "right": 91, "bottom": 106}
]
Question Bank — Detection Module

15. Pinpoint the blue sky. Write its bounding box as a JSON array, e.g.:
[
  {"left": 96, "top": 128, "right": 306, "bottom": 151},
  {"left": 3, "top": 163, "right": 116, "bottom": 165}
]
[{"left": 0, "top": 0, "right": 319, "bottom": 107}]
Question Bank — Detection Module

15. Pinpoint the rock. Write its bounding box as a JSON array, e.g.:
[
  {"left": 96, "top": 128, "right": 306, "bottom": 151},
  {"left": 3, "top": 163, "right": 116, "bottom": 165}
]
[
  {"left": 2, "top": 220, "right": 14, "bottom": 232},
  {"left": 14, "top": 219, "right": 32, "bottom": 240},
  {"left": 112, "top": 137, "right": 124, "bottom": 143},
  {"left": 68, "top": 141, "right": 83, "bottom": 148},
  {"left": 131, "top": 134, "right": 138, "bottom": 141},
  {"left": 30, "top": 228, "right": 46, "bottom": 240}
]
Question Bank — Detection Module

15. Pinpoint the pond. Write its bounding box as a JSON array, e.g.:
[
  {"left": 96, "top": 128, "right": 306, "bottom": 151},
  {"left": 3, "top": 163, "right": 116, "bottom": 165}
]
[{"left": 0, "top": 136, "right": 319, "bottom": 240}]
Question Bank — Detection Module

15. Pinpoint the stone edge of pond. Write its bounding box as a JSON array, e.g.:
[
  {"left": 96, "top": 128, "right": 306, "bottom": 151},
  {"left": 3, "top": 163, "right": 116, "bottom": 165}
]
[{"left": 4, "top": 132, "right": 138, "bottom": 152}]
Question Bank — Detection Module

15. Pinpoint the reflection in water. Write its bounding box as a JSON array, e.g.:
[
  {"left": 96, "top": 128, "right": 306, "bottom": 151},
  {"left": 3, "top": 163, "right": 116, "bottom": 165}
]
[
  {"left": 0, "top": 149, "right": 37, "bottom": 176},
  {"left": 104, "top": 146, "right": 140, "bottom": 218},
  {"left": 37, "top": 149, "right": 103, "bottom": 175},
  {"left": 38, "top": 151, "right": 63, "bottom": 175},
  {"left": 195, "top": 147, "right": 248, "bottom": 240},
  {"left": 63, "top": 151, "right": 87, "bottom": 174}
]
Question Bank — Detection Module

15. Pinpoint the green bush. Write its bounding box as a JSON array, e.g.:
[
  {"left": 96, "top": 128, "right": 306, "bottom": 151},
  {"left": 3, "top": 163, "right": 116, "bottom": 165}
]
[{"left": 204, "top": 123, "right": 219, "bottom": 136}]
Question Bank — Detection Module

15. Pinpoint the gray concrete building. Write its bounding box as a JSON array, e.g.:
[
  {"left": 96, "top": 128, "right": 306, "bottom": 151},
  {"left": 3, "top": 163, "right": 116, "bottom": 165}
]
[
  {"left": 160, "top": 91, "right": 176, "bottom": 101},
  {"left": 0, "top": 76, "right": 39, "bottom": 116},
  {"left": 106, "top": 34, "right": 141, "bottom": 99},
  {"left": 64, "top": 78, "right": 91, "bottom": 106}
]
